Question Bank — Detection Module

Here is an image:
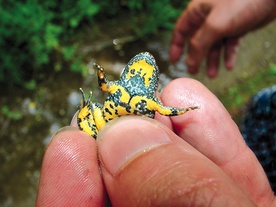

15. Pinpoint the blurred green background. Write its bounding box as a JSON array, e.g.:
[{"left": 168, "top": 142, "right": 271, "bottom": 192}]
[{"left": 0, "top": 1, "right": 275, "bottom": 206}]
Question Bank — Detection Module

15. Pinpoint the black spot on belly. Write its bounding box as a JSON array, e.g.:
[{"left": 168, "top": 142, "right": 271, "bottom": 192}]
[
  {"left": 130, "top": 69, "right": 135, "bottom": 74},
  {"left": 105, "top": 108, "right": 112, "bottom": 115},
  {"left": 134, "top": 99, "right": 153, "bottom": 116},
  {"left": 126, "top": 105, "right": 131, "bottom": 113}
]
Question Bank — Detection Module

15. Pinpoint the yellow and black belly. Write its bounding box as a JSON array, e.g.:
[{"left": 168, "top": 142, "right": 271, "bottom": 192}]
[{"left": 77, "top": 52, "right": 199, "bottom": 138}]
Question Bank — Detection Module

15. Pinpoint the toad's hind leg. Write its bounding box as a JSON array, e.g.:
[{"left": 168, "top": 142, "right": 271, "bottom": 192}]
[
  {"left": 77, "top": 88, "right": 105, "bottom": 138},
  {"left": 151, "top": 98, "right": 199, "bottom": 116},
  {"left": 156, "top": 103, "right": 199, "bottom": 116},
  {"left": 130, "top": 96, "right": 199, "bottom": 117}
]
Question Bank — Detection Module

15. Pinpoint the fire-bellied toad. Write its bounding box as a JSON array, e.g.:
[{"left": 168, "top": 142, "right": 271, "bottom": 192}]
[{"left": 77, "top": 52, "right": 199, "bottom": 138}]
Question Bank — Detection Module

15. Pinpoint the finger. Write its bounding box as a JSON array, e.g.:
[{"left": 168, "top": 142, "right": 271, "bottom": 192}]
[
  {"left": 169, "top": 11, "right": 190, "bottom": 63},
  {"left": 160, "top": 78, "right": 275, "bottom": 206},
  {"left": 169, "top": 26, "right": 186, "bottom": 63},
  {"left": 170, "top": 2, "right": 211, "bottom": 63},
  {"left": 97, "top": 117, "right": 255, "bottom": 206},
  {"left": 185, "top": 2, "right": 234, "bottom": 73},
  {"left": 206, "top": 43, "right": 222, "bottom": 77},
  {"left": 36, "top": 127, "right": 105, "bottom": 207},
  {"left": 186, "top": 21, "right": 221, "bottom": 73},
  {"left": 223, "top": 37, "right": 240, "bottom": 70}
]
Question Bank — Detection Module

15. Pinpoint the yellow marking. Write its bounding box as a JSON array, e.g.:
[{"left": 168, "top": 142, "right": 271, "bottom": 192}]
[
  {"left": 128, "top": 96, "right": 172, "bottom": 114},
  {"left": 119, "top": 86, "right": 131, "bottom": 103},
  {"left": 92, "top": 107, "right": 106, "bottom": 130},
  {"left": 102, "top": 100, "right": 132, "bottom": 121},
  {"left": 129, "top": 96, "right": 198, "bottom": 116},
  {"left": 149, "top": 100, "right": 178, "bottom": 115},
  {"left": 78, "top": 105, "right": 98, "bottom": 137},
  {"left": 78, "top": 105, "right": 91, "bottom": 119},
  {"left": 126, "top": 59, "right": 154, "bottom": 87},
  {"left": 79, "top": 118, "right": 98, "bottom": 137}
]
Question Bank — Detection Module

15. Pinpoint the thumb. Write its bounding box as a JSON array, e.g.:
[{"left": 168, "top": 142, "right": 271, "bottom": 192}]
[{"left": 97, "top": 117, "right": 255, "bottom": 207}]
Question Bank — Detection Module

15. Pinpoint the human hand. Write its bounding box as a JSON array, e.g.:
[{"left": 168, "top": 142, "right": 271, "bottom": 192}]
[
  {"left": 170, "top": 0, "right": 276, "bottom": 77},
  {"left": 36, "top": 78, "right": 276, "bottom": 206}
]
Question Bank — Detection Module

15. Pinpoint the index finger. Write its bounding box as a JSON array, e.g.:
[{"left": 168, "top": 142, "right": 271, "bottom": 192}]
[
  {"left": 36, "top": 127, "right": 105, "bottom": 207},
  {"left": 158, "top": 78, "right": 274, "bottom": 206},
  {"left": 170, "top": 2, "right": 211, "bottom": 63}
]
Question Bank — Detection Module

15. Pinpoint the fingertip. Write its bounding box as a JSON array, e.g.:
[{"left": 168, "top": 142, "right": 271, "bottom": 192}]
[
  {"left": 225, "top": 55, "right": 236, "bottom": 70},
  {"left": 206, "top": 45, "right": 221, "bottom": 78},
  {"left": 170, "top": 14, "right": 189, "bottom": 63},
  {"left": 169, "top": 30, "right": 186, "bottom": 63},
  {"left": 188, "top": 66, "right": 199, "bottom": 74},
  {"left": 169, "top": 44, "right": 182, "bottom": 63},
  {"left": 36, "top": 128, "right": 105, "bottom": 207},
  {"left": 160, "top": 77, "right": 238, "bottom": 161},
  {"left": 225, "top": 63, "right": 234, "bottom": 71},
  {"left": 224, "top": 38, "right": 239, "bottom": 70},
  {"left": 207, "top": 66, "right": 218, "bottom": 78},
  {"left": 48, "top": 127, "right": 94, "bottom": 154}
]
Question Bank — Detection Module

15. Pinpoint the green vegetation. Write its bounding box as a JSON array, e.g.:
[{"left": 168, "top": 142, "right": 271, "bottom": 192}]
[
  {"left": 1, "top": 105, "right": 23, "bottom": 120},
  {"left": 219, "top": 64, "right": 276, "bottom": 124},
  {"left": 0, "top": 0, "right": 188, "bottom": 88}
]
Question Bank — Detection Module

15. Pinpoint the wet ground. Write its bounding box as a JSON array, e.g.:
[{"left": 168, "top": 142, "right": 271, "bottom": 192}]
[{"left": 0, "top": 21, "right": 275, "bottom": 206}]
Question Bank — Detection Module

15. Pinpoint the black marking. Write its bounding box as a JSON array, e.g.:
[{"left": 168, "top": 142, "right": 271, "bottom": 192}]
[
  {"left": 126, "top": 105, "right": 131, "bottom": 113},
  {"left": 134, "top": 99, "right": 154, "bottom": 116},
  {"left": 77, "top": 118, "right": 82, "bottom": 124},
  {"left": 171, "top": 110, "right": 178, "bottom": 116},
  {"left": 105, "top": 108, "right": 113, "bottom": 115}
]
